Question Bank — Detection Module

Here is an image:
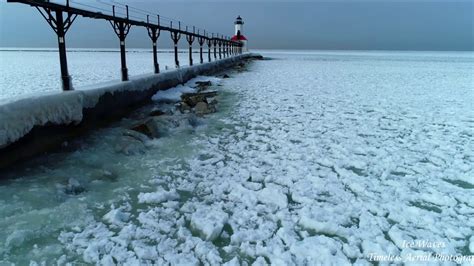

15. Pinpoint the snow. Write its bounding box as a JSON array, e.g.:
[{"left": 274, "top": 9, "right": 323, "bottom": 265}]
[
  {"left": 0, "top": 91, "right": 84, "bottom": 148},
  {"left": 0, "top": 51, "right": 473, "bottom": 264},
  {"left": 151, "top": 85, "right": 196, "bottom": 103},
  {"left": 0, "top": 49, "right": 179, "bottom": 100}
]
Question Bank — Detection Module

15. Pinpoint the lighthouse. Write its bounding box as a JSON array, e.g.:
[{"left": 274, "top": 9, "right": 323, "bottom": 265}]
[{"left": 231, "top": 16, "right": 248, "bottom": 51}]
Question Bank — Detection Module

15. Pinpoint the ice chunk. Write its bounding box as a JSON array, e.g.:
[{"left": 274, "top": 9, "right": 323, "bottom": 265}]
[
  {"left": 470, "top": 236, "right": 474, "bottom": 253},
  {"left": 191, "top": 206, "right": 229, "bottom": 241},
  {"left": 186, "top": 76, "right": 221, "bottom": 88},
  {"left": 290, "top": 236, "right": 349, "bottom": 264},
  {"left": 137, "top": 187, "right": 180, "bottom": 204},
  {"left": 223, "top": 257, "right": 240, "bottom": 266},
  {"left": 103, "top": 208, "right": 130, "bottom": 226},
  {"left": 151, "top": 85, "right": 195, "bottom": 103},
  {"left": 258, "top": 186, "right": 288, "bottom": 209}
]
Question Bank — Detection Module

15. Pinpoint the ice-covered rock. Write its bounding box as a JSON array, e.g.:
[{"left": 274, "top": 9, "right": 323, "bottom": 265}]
[
  {"left": 152, "top": 85, "right": 195, "bottom": 103},
  {"left": 181, "top": 91, "right": 218, "bottom": 107},
  {"left": 130, "top": 118, "right": 161, "bottom": 139}
]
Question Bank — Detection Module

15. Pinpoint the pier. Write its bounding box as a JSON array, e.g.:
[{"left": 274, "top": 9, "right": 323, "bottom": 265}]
[
  {"left": 0, "top": 0, "right": 259, "bottom": 169},
  {"left": 6, "top": 0, "right": 243, "bottom": 90}
]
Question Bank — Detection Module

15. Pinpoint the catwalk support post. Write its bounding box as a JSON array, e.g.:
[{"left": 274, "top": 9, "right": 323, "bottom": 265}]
[
  {"left": 197, "top": 30, "right": 206, "bottom": 64},
  {"left": 146, "top": 15, "right": 160, "bottom": 74},
  {"left": 218, "top": 38, "right": 222, "bottom": 59},
  {"left": 35, "top": 0, "right": 77, "bottom": 90},
  {"left": 212, "top": 34, "right": 217, "bottom": 60},
  {"left": 110, "top": 5, "right": 131, "bottom": 81},
  {"left": 170, "top": 21, "right": 181, "bottom": 68},
  {"left": 185, "top": 26, "right": 195, "bottom": 66},
  {"left": 206, "top": 35, "right": 212, "bottom": 62}
]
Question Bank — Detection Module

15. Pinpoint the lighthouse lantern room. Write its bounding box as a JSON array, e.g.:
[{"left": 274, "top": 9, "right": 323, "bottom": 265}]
[{"left": 231, "top": 16, "right": 248, "bottom": 51}]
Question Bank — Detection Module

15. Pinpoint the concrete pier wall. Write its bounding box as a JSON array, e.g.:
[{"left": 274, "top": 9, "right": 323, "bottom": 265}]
[{"left": 0, "top": 53, "right": 261, "bottom": 170}]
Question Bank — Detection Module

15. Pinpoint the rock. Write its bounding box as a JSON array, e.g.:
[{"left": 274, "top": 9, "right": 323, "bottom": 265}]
[
  {"left": 181, "top": 91, "right": 218, "bottom": 107},
  {"left": 194, "top": 81, "right": 212, "bottom": 92},
  {"left": 123, "top": 129, "right": 150, "bottom": 143},
  {"left": 178, "top": 102, "right": 191, "bottom": 113},
  {"left": 131, "top": 124, "right": 150, "bottom": 136},
  {"left": 188, "top": 115, "right": 200, "bottom": 128},
  {"left": 130, "top": 118, "right": 160, "bottom": 138},
  {"left": 195, "top": 81, "right": 212, "bottom": 87},
  {"left": 222, "top": 74, "right": 230, "bottom": 78},
  {"left": 115, "top": 136, "right": 147, "bottom": 155},
  {"left": 65, "top": 178, "right": 86, "bottom": 195},
  {"left": 149, "top": 109, "right": 166, "bottom": 117},
  {"left": 195, "top": 101, "right": 210, "bottom": 116},
  {"left": 236, "top": 63, "right": 246, "bottom": 72},
  {"left": 207, "top": 97, "right": 218, "bottom": 106},
  {"left": 208, "top": 104, "right": 217, "bottom": 114},
  {"left": 95, "top": 169, "right": 118, "bottom": 182}
]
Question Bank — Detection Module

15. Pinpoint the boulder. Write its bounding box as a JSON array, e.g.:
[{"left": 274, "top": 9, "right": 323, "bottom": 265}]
[
  {"left": 188, "top": 115, "right": 200, "bottom": 128},
  {"left": 194, "top": 81, "right": 212, "bottom": 92},
  {"left": 207, "top": 97, "right": 218, "bottom": 106},
  {"left": 181, "top": 91, "right": 218, "bottom": 107},
  {"left": 123, "top": 129, "right": 150, "bottom": 143},
  {"left": 178, "top": 102, "right": 191, "bottom": 113},
  {"left": 149, "top": 109, "right": 166, "bottom": 117},
  {"left": 195, "top": 101, "right": 211, "bottom": 116},
  {"left": 64, "top": 178, "right": 86, "bottom": 195},
  {"left": 195, "top": 81, "right": 212, "bottom": 87},
  {"left": 115, "top": 136, "right": 147, "bottom": 155},
  {"left": 222, "top": 74, "right": 230, "bottom": 78},
  {"left": 130, "top": 118, "right": 160, "bottom": 138}
]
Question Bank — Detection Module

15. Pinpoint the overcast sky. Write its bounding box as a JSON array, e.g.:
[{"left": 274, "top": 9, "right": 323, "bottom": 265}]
[{"left": 0, "top": 0, "right": 472, "bottom": 51}]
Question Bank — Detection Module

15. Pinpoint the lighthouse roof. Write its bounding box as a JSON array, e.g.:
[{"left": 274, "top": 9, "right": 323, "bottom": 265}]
[{"left": 235, "top": 15, "right": 244, "bottom": 25}]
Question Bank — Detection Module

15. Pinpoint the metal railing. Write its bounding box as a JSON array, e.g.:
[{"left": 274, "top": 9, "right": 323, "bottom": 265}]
[{"left": 6, "top": 0, "right": 243, "bottom": 91}]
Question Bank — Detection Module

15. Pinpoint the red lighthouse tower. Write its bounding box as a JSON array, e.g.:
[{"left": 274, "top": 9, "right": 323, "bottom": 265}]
[{"left": 231, "top": 16, "right": 247, "bottom": 51}]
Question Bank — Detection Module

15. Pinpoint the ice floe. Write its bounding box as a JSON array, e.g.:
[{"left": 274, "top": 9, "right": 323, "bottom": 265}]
[{"left": 1, "top": 51, "right": 473, "bottom": 264}]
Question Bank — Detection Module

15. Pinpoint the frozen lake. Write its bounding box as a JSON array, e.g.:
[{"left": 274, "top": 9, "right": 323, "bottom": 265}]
[
  {"left": 0, "top": 48, "right": 206, "bottom": 102},
  {"left": 0, "top": 50, "right": 473, "bottom": 264}
]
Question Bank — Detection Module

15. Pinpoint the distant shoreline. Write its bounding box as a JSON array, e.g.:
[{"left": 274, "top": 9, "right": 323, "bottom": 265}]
[
  {"left": 0, "top": 48, "right": 177, "bottom": 53},
  {"left": 1, "top": 48, "right": 473, "bottom": 53}
]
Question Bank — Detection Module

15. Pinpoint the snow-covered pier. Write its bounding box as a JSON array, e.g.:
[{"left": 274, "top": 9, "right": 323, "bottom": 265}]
[{"left": 0, "top": 53, "right": 262, "bottom": 169}]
